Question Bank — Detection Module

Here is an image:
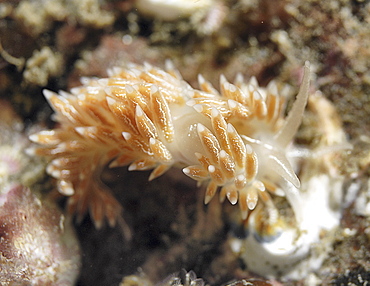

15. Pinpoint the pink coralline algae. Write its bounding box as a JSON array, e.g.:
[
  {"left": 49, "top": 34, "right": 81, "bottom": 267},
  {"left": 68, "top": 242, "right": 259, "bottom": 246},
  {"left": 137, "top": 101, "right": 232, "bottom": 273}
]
[{"left": 0, "top": 184, "right": 81, "bottom": 285}]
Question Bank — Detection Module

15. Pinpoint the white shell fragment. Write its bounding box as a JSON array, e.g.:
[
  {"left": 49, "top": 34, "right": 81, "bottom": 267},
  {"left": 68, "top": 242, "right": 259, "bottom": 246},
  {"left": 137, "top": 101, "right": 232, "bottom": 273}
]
[
  {"left": 135, "top": 0, "right": 214, "bottom": 21},
  {"left": 231, "top": 174, "right": 343, "bottom": 280}
]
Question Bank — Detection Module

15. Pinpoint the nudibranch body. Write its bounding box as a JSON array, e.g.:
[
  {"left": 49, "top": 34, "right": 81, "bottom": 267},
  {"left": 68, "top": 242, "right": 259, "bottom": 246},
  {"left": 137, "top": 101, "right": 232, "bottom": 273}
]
[{"left": 29, "top": 61, "right": 310, "bottom": 229}]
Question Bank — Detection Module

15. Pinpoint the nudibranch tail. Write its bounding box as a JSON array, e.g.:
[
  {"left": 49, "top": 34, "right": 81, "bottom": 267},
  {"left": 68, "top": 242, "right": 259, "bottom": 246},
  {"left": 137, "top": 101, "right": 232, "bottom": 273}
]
[{"left": 30, "top": 61, "right": 310, "bottom": 227}]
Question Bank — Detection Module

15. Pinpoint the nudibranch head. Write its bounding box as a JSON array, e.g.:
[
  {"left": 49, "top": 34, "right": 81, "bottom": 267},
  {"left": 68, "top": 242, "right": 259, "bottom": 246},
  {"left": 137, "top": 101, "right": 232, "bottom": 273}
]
[
  {"left": 183, "top": 61, "right": 310, "bottom": 222},
  {"left": 29, "top": 60, "right": 310, "bottom": 228}
]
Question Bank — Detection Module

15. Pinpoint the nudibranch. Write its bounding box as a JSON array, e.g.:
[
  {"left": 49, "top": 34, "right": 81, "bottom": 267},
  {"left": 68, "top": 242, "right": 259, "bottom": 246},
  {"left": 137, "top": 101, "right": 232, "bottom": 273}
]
[{"left": 29, "top": 61, "right": 310, "bottom": 229}]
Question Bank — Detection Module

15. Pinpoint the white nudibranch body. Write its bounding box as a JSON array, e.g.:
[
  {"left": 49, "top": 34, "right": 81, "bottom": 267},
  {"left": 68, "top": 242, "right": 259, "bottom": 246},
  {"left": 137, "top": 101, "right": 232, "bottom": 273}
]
[
  {"left": 29, "top": 60, "right": 311, "bottom": 225},
  {"left": 28, "top": 60, "right": 349, "bottom": 279}
]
